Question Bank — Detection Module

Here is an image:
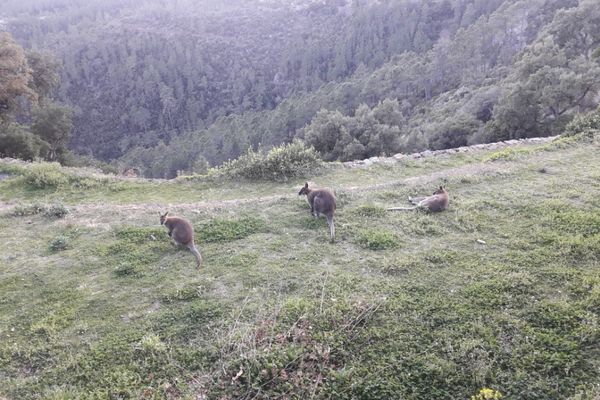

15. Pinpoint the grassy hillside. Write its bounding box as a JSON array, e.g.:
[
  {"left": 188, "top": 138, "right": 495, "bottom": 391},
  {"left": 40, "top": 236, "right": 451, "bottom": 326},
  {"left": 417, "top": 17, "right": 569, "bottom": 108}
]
[{"left": 0, "top": 135, "right": 599, "bottom": 399}]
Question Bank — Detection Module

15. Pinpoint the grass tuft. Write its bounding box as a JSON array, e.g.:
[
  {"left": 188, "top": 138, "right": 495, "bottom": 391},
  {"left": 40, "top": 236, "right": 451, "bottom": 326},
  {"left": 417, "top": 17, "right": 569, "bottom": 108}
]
[
  {"left": 356, "top": 228, "right": 399, "bottom": 250},
  {"left": 198, "top": 216, "right": 266, "bottom": 243}
]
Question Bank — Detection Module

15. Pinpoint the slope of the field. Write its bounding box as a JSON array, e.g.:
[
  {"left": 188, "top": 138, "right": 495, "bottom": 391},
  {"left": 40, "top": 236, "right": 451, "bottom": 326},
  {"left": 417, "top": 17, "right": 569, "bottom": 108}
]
[{"left": 0, "top": 136, "right": 599, "bottom": 399}]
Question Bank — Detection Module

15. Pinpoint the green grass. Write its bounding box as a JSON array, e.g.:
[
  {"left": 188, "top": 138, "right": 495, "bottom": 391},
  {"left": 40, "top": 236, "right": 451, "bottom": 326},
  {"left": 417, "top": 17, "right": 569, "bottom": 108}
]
[{"left": 0, "top": 138, "right": 599, "bottom": 399}]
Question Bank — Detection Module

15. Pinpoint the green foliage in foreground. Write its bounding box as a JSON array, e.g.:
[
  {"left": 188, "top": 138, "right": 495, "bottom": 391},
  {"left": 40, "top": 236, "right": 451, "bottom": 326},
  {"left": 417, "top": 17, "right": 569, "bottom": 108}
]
[{"left": 0, "top": 141, "right": 599, "bottom": 399}]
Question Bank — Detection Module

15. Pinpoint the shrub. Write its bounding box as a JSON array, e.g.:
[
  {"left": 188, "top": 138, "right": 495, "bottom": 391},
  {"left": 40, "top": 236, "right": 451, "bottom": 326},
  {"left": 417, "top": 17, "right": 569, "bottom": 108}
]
[
  {"left": 49, "top": 236, "right": 69, "bottom": 252},
  {"left": 210, "top": 140, "right": 322, "bottom": 182},
  {"left": 564, "top": 107, "right": 600, "bottom": 138},
  {"left": 24, "top": 163, "right": 68, "bottom": 189},
  {"left": 45, "top": 204, "right": 69, "bottom": 218}
]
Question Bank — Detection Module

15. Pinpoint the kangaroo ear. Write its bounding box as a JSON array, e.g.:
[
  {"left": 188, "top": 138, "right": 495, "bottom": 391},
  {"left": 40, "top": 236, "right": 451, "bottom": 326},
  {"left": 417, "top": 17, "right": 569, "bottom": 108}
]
[
  {"left": 439, "top": 186, "right": 443, "bottom": 190},
  {"left": 304, "top": 182, "right": 309, "bottom": 188}
]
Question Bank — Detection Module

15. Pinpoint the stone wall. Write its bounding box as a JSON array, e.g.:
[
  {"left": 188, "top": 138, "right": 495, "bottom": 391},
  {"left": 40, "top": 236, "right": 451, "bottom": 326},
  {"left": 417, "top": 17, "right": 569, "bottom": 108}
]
[{"left": 342, "top": 136, "right": 559, "bottom": 168}]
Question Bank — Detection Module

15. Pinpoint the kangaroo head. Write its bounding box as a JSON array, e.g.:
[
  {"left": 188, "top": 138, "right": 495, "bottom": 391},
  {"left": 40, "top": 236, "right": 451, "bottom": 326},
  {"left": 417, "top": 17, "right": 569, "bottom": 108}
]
[
  {"left": 298, "top": 182, "right": 310, "bottom": 196},
  {"left": 159, "top": 211, "right": 169, "bottom": 225},
  {"left": 433, "top": 186, "right": 446, "bottom": 195}
]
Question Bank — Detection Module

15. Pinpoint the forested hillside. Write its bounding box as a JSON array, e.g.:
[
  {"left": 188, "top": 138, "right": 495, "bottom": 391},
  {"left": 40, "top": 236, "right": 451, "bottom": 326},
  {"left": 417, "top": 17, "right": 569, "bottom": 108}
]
[{"left": 1, "top": 0, "right": 599, "bottom": 177}]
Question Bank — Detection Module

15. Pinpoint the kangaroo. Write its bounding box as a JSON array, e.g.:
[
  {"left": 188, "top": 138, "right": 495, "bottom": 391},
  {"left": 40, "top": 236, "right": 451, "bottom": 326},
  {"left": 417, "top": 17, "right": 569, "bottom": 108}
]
[
  {"left": 159, "top": 212, "right": 202, "bottom": 268},
  {"left": 298, "top": 182, "right": 336, "bottom": 242},
  {"left": 387, "top": 186, "right": 449, "bottom": 212}
]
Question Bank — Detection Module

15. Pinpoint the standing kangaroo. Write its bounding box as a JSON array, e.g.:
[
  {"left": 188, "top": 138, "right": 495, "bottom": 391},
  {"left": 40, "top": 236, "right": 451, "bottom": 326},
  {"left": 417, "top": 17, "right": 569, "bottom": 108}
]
[
  {"left": 387, "top": 186, "right": 449, "bottom": 212},
  {"left": 159, "top": 212, "right": 202, "bottom": 268},
  {"left": 298, "top": 182, "right": 336, "bottom": 242}
]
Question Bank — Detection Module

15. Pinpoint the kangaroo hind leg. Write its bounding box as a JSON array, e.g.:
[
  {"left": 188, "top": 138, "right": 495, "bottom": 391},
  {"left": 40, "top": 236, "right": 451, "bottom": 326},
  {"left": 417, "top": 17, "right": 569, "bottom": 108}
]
[
  {"left": 326, "top": 215, "right": 335, "bottom": 243},
  {"left": 187, "top": 243, "right": 203, "bottom": 268}
]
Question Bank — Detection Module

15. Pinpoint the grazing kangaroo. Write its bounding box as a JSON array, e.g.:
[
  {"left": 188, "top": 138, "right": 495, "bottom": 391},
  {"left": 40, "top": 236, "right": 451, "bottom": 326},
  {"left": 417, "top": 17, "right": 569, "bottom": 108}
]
[
  {"left": 298, "top": 182, "right": 337, "bottom": 242},
  {"left": 387, "top": 186, "right": 449, "bottom": 212},
  {"left": 159, "top": 212, "right": 202, "bottom": 267}
]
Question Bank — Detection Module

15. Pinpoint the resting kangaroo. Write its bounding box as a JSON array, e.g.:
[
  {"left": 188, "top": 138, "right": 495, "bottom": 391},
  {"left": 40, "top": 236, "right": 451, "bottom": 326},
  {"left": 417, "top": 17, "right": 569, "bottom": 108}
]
[
  {"left": 387, "top": 186, "right": 449, "bottom": 212},
  {"left": 159, "top": 212, "right": 202, "bottom": 267},
  {"left": 298, "top": 182, "right": 336, "bottom": 242}
]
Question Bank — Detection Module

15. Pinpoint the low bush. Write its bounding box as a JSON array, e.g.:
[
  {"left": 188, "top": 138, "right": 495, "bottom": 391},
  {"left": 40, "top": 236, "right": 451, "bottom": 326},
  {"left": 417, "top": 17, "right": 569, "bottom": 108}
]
[
  {"left": 209, "top": 140, "right": 322, "bottom": 182},
  {"left": 357, "top": 228, "right": 399, "bottom": 250},
  {"left": 24, "top": 163, "right": 68, "bottom": 189},
  {"left": 564, "top": 106, "right": 600, "bottom": 138},
  {"left": 49, "top": 236, "right": 69, "bottom": 252}
]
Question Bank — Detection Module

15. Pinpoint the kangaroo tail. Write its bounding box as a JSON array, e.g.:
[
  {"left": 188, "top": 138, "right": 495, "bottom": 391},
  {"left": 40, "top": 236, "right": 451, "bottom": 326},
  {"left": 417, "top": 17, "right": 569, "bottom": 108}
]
[
  {"left": 326, "top": 215, "right": 335, "bottom": 243},
  {"left": 386, "top": 206, "right": 418, "bottom": 211},
  {"left": 187, "top": 243, "right": 203, "bottom": 268}
]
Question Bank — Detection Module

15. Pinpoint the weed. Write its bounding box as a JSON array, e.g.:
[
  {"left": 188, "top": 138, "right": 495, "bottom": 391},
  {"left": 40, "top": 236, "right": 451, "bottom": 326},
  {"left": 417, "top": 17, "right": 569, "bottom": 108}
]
[
  {"left": 139, "top": 333, "right": 167, "bottom": 353},
  {"left": 471, "top": 388, "right": 503, "bottom": 400},
  {"left": 351, "top": 204, "right": 387, "bottom": 218},
  {"left": 356, "top": 228, "right": 399, "bottom": 250},
  {"left": 12, "top": 203, "right": 46, "bottom": 216},
  {"left": 484, "top": 147, "right": 533, "bottom": 161},
  {"left": 113, "top": 262, "right": 142, "bottom": 277},
  {"left": 44, "top": 203, "right": 69, "bottom": 218},
  {"left": 12, "top": 203, "right": 68, "bottom": 218},
  {"left": 161, "top": 285, "right": 202, "bottom": 303},
  {"left": 198, "top": 216, "right": 265, "bottom": 243},
  {"left": 49, "top": 236, "right": 69, "bottom": 252}
]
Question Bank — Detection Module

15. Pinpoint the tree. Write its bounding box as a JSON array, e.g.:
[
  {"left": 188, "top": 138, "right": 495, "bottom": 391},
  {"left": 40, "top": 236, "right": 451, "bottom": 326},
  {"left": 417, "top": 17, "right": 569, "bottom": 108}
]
[
  {"left": 26, "top": 50, "right": 61, "bottom": 101},
  {"left": 0, "top": 32, "right": 36, "bottom": 125},
  {"left": 31, "top": 103, "right": 73, "bottom": 161}
]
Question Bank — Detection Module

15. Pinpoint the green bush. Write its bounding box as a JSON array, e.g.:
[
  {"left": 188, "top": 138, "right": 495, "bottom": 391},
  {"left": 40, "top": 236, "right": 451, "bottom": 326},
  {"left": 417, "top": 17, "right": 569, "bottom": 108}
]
[
  {"left": 210, "top": 140, "right": 322, "bottom": 182},
  {"left": 564, "top": 107, "right": 600, "bottom": 138},
  {"left": 24, "top": 163, "right": 68, "bottom": 189}
]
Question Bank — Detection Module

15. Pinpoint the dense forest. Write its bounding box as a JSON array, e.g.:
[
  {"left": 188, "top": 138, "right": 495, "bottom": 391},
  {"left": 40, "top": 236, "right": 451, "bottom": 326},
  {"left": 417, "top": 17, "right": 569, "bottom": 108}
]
[{"left": 1, "top": 0, "right": 599, "bottom": 177}]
